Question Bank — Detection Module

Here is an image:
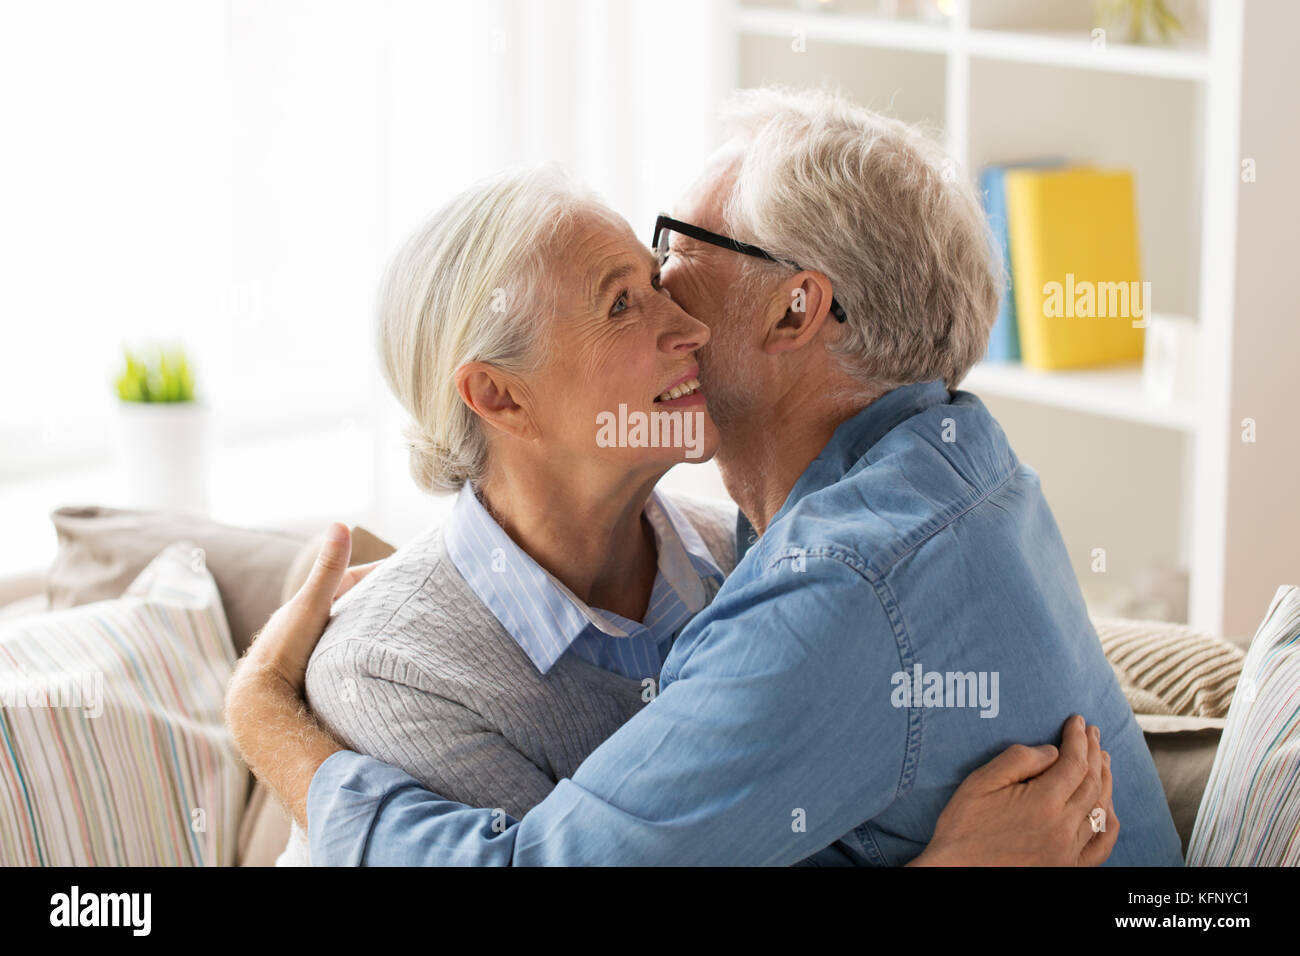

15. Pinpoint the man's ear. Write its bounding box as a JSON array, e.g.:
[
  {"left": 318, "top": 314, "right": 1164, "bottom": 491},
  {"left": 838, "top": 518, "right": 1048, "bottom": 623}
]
[
  {"left": 454, "top": 362, "right": 539, "bottom": 441},
  {"left": 761, "top": 270, "right": 835, "bottom": 355}
]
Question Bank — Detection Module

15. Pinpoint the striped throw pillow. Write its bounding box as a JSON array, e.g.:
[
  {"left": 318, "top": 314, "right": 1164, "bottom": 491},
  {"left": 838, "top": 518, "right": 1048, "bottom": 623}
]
[
  {"left": 1186, "top": 585, "right": 1300, "bottom": 866},
  {"left": 0, "top": 542, "right": 246, "bottom": 865}
]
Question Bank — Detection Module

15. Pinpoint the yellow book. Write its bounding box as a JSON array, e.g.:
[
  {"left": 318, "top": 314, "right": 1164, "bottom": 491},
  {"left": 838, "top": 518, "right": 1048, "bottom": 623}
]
[{"left": 1003, "top": 167, "right": 1147, "bottom": 370}]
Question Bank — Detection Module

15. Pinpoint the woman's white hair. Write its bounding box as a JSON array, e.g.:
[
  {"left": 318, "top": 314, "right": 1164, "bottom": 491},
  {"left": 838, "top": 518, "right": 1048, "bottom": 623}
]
[
  {"left": 719, "top": 87, "right": 999, "bottom": 390},
  {"left": 375, "top": 165, "right": 601, "bottom": 496}
]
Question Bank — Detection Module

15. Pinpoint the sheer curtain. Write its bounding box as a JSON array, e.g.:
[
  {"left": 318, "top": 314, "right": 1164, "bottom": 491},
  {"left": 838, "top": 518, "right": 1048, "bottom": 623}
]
[{"left": 0, "top": 0, "right": 732, "bottom": 568}]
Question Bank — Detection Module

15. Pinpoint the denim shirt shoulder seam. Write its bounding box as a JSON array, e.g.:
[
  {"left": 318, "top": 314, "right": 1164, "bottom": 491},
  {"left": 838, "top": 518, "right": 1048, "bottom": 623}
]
[
  {"left": 765, "top": 547, "right": 920, "bottom": 806},
  {"left": 866, "top": 465, "right": 1020, "bottom": 579},
  {"left": 865, "top": 571, "right": 922, "bottom": 804},
  {"left": 769, "top": 549, "right": 919, "bottom": 867}
]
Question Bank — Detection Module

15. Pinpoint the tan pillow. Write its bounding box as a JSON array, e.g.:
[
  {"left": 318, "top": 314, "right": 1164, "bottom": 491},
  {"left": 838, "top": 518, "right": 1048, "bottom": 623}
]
[
  {"left": 236, "top": 524, "right": 397, "bottom": 866},
  {"left": 1136, "top": 714, "right": 1225, "bottom": 858},
  {"left": 46, "top": 505, "right": 311, "bottom": 656},
  {"left": 237, "top": 779, "right": 292, "bottom": 868},
  {"left": 1093, "top": 617, "right": 1244, "bottom": 718}
]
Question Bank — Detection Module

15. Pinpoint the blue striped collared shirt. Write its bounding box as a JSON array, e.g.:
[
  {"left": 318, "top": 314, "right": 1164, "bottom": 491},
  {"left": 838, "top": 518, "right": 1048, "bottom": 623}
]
[{"left": 442, "top": 482, "right": 725, "bottom": 681}]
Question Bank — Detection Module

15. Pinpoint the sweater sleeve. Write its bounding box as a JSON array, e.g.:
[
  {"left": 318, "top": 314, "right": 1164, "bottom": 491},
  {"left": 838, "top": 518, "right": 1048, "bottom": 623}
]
[{"left": 305, "top": 640, "right": 557, "bottom": 821}]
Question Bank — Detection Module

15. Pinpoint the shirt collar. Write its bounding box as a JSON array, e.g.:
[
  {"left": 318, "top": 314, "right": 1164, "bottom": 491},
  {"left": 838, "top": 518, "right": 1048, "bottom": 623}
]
[
  {"left": 646, "top": 491, "right": 726, "bottom": 610},
  {"left": 443, "top": 482, "right": 724, "bottom": 674},
  {"left": 767, "top": 379, "right": 953, "bottom": 532}
]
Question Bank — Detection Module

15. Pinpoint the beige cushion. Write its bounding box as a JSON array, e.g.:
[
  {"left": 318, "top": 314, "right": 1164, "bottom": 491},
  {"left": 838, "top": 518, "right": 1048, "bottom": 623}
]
[
  {"left": 0, "top": 593, "right": 48, "bottom": 624},
  {"left": 1137, "top": 714, "right": 1225, "bottom": 857},
  {"left": 45, "top": 505, "right": 312, "bottom": 656},
  {"left": 234, "top": 524, "right": 397, "bottom": 866},
  {"left": 1093, "top": 617, "right": 1244, "bottom": 718},
  {"left": 0, "top": 542, "right": 246, "bottom": 865},
  {"left": 0, "top": 569, "right": 46, "bottom": 609},
  {"left": 237, "top": 778, "right": 291, "bottom": 868}
]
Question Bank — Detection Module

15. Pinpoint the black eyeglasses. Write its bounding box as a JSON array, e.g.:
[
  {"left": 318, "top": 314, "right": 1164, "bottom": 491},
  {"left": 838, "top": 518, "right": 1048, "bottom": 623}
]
[{"left": 651, "top": 214, "right": 847, "bottom": 323}]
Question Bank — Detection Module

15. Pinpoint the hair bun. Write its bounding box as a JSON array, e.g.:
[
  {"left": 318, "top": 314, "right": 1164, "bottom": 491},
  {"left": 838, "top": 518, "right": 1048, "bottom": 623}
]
[{"left": 402, "top": 421, "right": 468, "bottom": 495}]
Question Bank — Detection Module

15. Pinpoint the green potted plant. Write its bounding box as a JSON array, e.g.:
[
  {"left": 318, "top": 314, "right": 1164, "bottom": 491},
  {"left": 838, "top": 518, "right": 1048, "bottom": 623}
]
[{"left": 112, "top": 343, "right": 212, "bottom": 515}]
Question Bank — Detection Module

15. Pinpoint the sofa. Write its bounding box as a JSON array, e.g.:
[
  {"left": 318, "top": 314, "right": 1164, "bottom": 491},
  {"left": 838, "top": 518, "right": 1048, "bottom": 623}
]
[{"left": 0, "top": 504, "right": 1294, "bottom": 866}]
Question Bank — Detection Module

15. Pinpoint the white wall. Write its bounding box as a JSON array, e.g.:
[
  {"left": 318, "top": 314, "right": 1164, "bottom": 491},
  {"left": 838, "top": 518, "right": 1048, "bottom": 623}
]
[{"left": 1219, "top": 0, "right": 1300, "bottom": 639}]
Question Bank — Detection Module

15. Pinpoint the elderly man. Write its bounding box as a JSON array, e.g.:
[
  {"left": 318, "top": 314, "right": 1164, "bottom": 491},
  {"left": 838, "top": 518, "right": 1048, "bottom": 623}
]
[{"left": 227, "top": 88, "right": 1181, "bottom": 865}]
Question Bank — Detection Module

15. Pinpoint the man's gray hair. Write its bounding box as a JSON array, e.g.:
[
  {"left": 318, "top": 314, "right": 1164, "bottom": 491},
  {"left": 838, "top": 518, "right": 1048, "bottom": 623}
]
[{"left": 719, "top": 87, "right": 999, "bottom": 389}]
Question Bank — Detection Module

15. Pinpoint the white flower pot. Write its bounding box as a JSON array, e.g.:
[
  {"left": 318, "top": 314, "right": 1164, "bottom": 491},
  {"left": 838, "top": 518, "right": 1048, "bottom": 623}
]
[{"left": 113, "top": 400, "right": 213, "bottom": 516}]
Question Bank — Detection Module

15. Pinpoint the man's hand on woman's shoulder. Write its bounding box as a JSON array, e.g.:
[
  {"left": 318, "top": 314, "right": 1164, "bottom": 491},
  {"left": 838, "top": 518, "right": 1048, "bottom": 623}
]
[{"left": 224, "top": 523, "right": 381, "bottom": 829}]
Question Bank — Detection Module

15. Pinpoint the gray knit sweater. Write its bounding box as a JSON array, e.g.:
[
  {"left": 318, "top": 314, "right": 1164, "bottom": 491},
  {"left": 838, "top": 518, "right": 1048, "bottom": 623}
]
[{"left": 278, "top": 493, "right": 737, "bottom": 865}]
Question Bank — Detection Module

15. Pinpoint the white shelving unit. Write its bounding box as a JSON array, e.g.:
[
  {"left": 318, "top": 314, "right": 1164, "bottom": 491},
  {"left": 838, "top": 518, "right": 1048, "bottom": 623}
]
[
  {"left": 733, "top": 0, "right": 1297, "bottom": 640},
  {"left": 962, "top": 360, "right": 1199, "bottom": 434},
  {"left": 739, "top": 6, "right": 1211, "bottom": 78}
]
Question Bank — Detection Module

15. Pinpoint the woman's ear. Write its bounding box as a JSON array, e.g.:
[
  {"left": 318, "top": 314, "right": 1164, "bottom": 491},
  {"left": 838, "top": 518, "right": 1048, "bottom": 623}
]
[
  {"left": 454, "top": 362, "right": 539, "bottom": 441},
  {"left": 761, "top": 270, "right": 835, "bottom": 355}
]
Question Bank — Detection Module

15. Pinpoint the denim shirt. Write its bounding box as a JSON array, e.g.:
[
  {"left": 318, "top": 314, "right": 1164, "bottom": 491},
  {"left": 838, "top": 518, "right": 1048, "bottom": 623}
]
[{"left": 307, "top": 380, "right": 1184, "bottom": 866}]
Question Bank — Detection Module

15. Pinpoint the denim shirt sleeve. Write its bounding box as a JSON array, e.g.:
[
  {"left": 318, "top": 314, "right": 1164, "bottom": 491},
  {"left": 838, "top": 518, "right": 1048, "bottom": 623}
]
[{"left": 308, "top": 553, "right": 911, "bottom": 866}]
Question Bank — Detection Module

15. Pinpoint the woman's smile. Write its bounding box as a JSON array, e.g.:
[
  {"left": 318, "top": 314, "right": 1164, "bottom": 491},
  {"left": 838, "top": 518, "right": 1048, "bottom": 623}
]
[{"left": 653, "top": 368, "right": 705, "bottom": 408}]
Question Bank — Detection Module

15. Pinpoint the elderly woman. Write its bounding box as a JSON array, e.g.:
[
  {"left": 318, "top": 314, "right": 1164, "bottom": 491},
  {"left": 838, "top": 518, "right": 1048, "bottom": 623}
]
[{"left": 278, "top": 165, "right": 732, "bottom": 863}]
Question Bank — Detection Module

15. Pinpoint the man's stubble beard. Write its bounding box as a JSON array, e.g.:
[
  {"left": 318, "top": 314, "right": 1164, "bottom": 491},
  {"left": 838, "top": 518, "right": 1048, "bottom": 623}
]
[
  {"left": 697, "top": 287, "right": 774, "bottom": 493},
  {"left": 698, "top": 304, "right": 762, "bottom": 431}
]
